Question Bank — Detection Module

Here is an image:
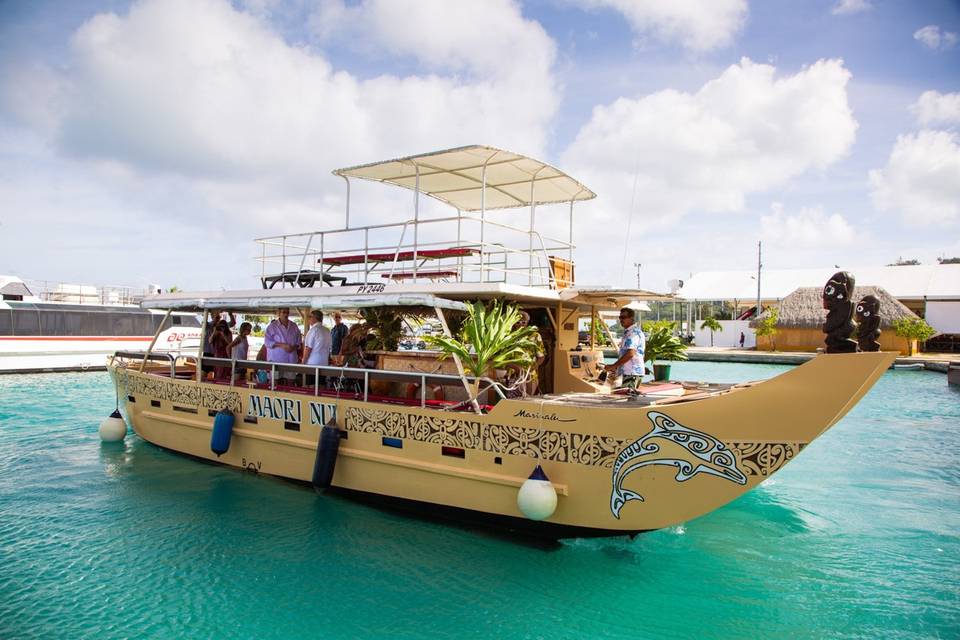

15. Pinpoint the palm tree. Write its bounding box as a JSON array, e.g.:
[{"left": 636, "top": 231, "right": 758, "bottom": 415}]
[
  {"left": 427, "top": 300, "right": 540, "bottom": 396},
  {"left": 700, "top": 316, "right": 723, "bottom": 347}
]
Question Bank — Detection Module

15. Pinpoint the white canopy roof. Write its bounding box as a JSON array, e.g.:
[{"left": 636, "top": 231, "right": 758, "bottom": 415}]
[
  {"left": 333, "top": 145, "right": 596, "bottom": 212},
  {"left": 142, "top": 290, "right": 469, "bottom": 312},
  {"left": 677, "top": 264, "right": 960, "bottom": 301}
]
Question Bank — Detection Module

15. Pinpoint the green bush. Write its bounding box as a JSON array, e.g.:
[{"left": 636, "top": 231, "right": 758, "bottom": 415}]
[{"left": 892, "top": 317, "right": 937, "bottom": 342}]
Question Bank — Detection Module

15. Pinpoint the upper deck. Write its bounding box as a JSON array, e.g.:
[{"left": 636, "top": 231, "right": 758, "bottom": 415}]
[{"left": 256, "top": 145, "right": 596, "bottom": 292}]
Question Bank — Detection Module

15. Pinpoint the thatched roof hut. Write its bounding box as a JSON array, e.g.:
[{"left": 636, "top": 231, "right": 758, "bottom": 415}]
[{"left": 752, "top": 286, "right": 917, "bottom": 328}]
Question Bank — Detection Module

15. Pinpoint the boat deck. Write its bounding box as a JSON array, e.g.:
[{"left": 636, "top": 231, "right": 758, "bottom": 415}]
[{"left": 537, "top": 382, "right": 741, "bottom": 408}]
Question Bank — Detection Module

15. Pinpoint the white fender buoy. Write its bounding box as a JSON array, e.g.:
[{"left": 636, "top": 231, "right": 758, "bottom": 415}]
[
  {"left": 517, "top": 464, "right": 557, "bottom": 521},
  {"left": 99, "top": 410, "right": 127, "bottom": 442}
]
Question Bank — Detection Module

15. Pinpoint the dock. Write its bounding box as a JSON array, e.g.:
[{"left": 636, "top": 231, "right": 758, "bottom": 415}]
[{"left": 603, "top": 347, "right": 957, "bottom": 373}]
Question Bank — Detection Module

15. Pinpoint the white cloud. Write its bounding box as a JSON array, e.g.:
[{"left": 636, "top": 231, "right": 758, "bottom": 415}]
[
  {"left": 910, "top": 90, "right": 960, "bottom": 127},
  {"left": 562, "top": 58, "right": 857, "bottom": 228},
  {"left": 311, "top": 0, "right": 555, "bottom": 82},
  {"left": 2, "top": 0, "right": 558, "bottom": 234},
  {"left": 913, "top": 25, "right": 959, "bottom": 51},
  {"left": 831, "top": 0, "right": 872, "bottom": 16},
  {"left": 579, "top": 0, "right": 747, "bottom": 52},
  {"left": 869, "top": 130, "right": 960, "bottom": 225},
  {"left": 760, "top": 203, "right": 855, "bottom": 247}
]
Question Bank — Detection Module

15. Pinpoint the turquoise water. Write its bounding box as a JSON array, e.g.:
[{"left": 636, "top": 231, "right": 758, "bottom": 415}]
[{"left": 1, "top": 364, "right": 958, "bottom": 639}]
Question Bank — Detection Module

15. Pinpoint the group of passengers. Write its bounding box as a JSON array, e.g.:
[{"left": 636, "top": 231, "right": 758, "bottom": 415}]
[{"left": 203, "top": 308, "right": 348, "bottom": 384}]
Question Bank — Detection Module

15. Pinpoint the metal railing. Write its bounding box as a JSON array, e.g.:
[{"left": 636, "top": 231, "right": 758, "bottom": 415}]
[
  {"left": 254, "top": 215, "right": 573, "bottom": 289},
  {"left": 111, "top": 351, "right": 505, "bottom": 412},
  {"left": 26, "top": 279, "right": 150, "bottom": 306}
]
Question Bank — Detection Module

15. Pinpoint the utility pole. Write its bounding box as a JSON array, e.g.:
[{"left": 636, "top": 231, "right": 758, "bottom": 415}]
[
  {"left": 756, "top": 241, "right": 762, "bottom": 320},
  {"left": 633, "top": 262, "right": 642, "bottom": 289}
]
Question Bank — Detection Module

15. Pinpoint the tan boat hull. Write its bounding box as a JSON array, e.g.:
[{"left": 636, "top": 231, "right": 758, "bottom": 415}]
[{"left": 110, "top": 351, "right": 895, "bottom": 537}]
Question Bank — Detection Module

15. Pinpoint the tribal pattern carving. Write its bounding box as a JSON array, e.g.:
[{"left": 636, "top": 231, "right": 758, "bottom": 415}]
[
  {"left": 345, "top": 406, "right": 623, "bottom": 467},
  {"left": 201, "top": 387, "right": 242, "bottom": 413},
  {"left": 169, "top": 382, "right": 201, "bottom": 407},
  {"left": 729, "top": 441, "right": 806, "bottom": 477},
  {"left": 122, "top": 372, "right": 240, "bottom": 413}
]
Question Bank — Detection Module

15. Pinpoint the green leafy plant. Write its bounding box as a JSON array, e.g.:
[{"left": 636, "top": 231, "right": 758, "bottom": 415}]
[
  {"left": 360, "top": 308, "right": 404, "bottom": 351},
  {"left": 592, "top": 315, "right": 612, "bottom": 346},
  {"left": 892, "top": 317, "right": 936, "bottom": 354},
  {"left": 754, "top": 308, "right": 779, "bottom": 351},
  {"left": 699, "top": 316, "right": 723, "bottom": 347},
  {"left": 426, "top": 301, "right": 540, "bottom": 393},
  {"left": 644, "top": 322, "right": 688, "bottom": 363}
]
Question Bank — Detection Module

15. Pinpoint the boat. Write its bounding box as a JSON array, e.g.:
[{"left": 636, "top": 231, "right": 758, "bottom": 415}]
[
  {"left": 1, "top": 276, "right": 201, "bottom": 373},
  {"left": 106, "top": 145, "right": 896, "bottom": 539}
]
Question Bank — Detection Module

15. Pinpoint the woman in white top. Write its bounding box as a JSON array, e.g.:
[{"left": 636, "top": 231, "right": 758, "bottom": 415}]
[{"left": 302, "top": 310, "right": 332, "bottom": 367}]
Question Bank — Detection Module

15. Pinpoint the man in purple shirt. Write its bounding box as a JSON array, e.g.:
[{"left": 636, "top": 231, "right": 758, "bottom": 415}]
[{"left": 264, "top": 308, "right": 302, "bottom": 364}]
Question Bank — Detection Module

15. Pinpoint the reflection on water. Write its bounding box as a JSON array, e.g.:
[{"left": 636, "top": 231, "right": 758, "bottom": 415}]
[{"left": 1, "top": 369, "right": 958, "bottom": 640}]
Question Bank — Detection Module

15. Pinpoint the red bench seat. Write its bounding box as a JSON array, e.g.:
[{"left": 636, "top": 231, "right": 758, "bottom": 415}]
[{"left": 319, "top": 247, "right": 478, "bottom": 266}]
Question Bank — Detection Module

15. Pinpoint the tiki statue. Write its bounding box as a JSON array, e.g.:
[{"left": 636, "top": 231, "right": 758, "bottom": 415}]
[
  {"left": 822, "top": 271, "right": 857, "bottom": 353},
  {"left": 855, "top": 295, "right": 881, "bottom": 352}
]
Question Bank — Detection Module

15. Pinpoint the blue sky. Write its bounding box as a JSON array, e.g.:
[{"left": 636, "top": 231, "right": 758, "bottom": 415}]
[{"left": 0, "top": 0, "right": 958, "bottom": 292}]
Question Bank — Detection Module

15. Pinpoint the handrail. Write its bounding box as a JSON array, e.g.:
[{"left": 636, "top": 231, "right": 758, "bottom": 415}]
[
  {"left": 112, "top": 350, "right": 177, "bottom": 379},
  {"left": 114, "top": 351, "right": 506, "bottom": 413},
  {"left": 255, "top": 213, "right": 575, "bottom": 288}
]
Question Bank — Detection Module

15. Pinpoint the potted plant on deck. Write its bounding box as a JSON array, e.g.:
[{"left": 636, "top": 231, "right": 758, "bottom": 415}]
[
  {"left": 426, "top": 301, "right": 541, "bottom": 399},
  {"left": 643, "top": 321, "right": 688, "bottom": 381}
]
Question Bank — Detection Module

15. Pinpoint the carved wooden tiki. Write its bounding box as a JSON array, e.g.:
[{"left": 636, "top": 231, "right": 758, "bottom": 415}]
[{"left": 822, "top": 271, "right": 858, "bottom": 353}]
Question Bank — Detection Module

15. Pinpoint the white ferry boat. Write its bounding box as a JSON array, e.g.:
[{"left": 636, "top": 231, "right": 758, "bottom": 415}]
[{"left": 0, "top": 276, "right": 200, "bottom": 373}]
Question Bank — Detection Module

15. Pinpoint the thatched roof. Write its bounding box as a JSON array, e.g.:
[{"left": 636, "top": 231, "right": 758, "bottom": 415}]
[{"left": 751, "top": 286, "right": 917, "bottom": 329}]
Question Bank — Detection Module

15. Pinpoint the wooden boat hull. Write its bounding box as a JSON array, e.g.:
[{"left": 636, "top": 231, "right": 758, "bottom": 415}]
[{"left": 110, "top": 351, "right": 895, "bottom": 538}]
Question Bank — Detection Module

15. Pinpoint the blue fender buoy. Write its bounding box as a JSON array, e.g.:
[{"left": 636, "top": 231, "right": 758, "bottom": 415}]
[
  {"left": 312, "top": 422, "right": 341, "bottom": 489},
  {"left": 210, "top": 409, "right": 235, "bottom": 457}
]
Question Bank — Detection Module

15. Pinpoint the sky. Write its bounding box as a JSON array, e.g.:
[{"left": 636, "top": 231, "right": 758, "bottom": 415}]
[{"left": 0, "top": 0, "right": 958, "bottom": 293}]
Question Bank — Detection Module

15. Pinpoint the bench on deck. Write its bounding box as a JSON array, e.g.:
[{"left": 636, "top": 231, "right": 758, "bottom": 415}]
[
  {"left": 318, "top": 247, "right": 479, "bottom": 266},
  {"left": 381, "top": 270, "right": 459, "bottom": 282},
  {"left": 260, "top": 270, "right": 350, "bottom": 289}
]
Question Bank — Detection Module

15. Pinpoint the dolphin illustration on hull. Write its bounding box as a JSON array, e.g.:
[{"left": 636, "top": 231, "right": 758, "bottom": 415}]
[{"left": 610, "top": 411, "right": 747, "bottom": 519}]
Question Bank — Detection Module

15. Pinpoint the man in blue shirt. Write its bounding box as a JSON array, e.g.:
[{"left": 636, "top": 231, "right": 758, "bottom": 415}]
[
  {"left": 330, "top": 312, "right": 348, "bottom": 357},
  {"left": 603, "top": 307, "right": 646, "bottom": 389}
]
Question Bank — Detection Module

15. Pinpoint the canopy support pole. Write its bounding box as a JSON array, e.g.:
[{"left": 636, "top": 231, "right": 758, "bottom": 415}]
[
  {"left": 413, "top": 163, "right": 420, "bottom": 282},
  {"left": 589, "top": 305, "right": 596, "bottom": 349},
  {"left": 528, "top": 167, "right": 545, "bottom": 286},
  {"left": 434, "top": 306, "right": 480, "bottom": 414},
  {"left": 480, "top": 164, "right": 487, "bottom": 283},
  {"left": 568, "top": 200, "right": 574, "bottom": 264},
  {"left": 196, "top": 309, "right": 208, "bottom": 382},
  {"left": 342, "top": 176, "right": 351, "bottom": 229},
  {"left": 139, "top": 309, "right": 171, "bottom": 373}
]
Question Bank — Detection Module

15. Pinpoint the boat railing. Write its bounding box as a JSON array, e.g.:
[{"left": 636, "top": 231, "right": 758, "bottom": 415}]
[
  {"left": 25, "top": 279, "right": 151, "bottom": 306},
  {"left": 110, "top": 350, "right": 178, "bottom": 379},
  {"left": 110, "top": 351, "right": 504, "bottom": 412},
  {"left": 254, "top": 214, "right": 573, "bottom": 289}
]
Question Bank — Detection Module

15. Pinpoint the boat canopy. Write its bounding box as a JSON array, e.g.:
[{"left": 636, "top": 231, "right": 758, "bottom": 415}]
[
  {"left": 141, "top": 291, "right": 469, "bottom": 313},
  {"left": 333, "top": 145, "right": 596, "bottom": 212},
  {"left": 561, "top": 288, "right": 674, "bottom": 309}
]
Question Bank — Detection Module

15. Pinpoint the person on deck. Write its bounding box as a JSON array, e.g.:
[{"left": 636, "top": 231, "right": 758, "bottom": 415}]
[
  {"left": 604, "top": 307, "right": 646, "bottom": 389},
  {"left": 330, "top": 312, "right": 348, "bottom": 357},
  {"left": 303, "top": 311, "right": 332, "bottom": 386},
  {"left": 265, "top": 308, "right": 302, "bottom": 381}
]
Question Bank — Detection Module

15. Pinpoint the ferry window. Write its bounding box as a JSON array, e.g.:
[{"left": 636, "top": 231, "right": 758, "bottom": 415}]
[
  {"left": 39, "top": 310, "right": 66, "bottom": 336},
  {"left": 13, "top": 309, "right": 40, "bottom": 335},
  {"left": 0, "top": 310, "right": 11, "bottom": 334},
  {"left": 172, "top": 316, "right": 182, "bottom": 326},
  {"left": 110, "top": 313, "right": 135, "bottom": 336}
]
